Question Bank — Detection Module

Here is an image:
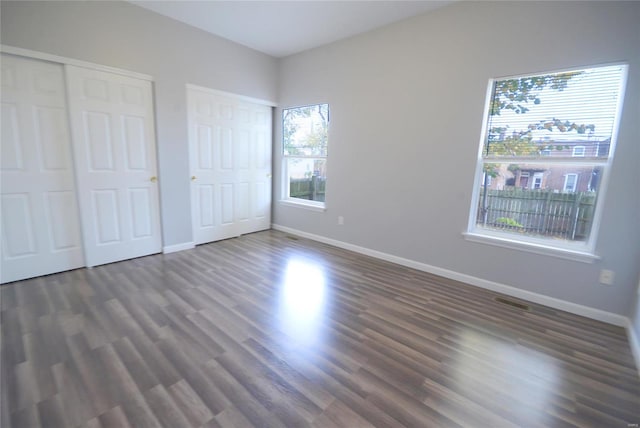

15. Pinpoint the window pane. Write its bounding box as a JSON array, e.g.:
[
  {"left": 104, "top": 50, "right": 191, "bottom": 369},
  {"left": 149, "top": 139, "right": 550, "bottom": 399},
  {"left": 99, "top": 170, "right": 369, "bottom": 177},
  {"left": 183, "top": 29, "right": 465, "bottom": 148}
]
[
  {"left": 477, "top": 162, "right": 602, "bottom": 242},
  {"left": 572, "top": 146, "right": 586, "bottom": 157},
  {"left": 484, "top": 65, "right": 624, "bottom": 159},
  {"left": 287, "top": 158, "right": 327, "bottom": 203},
  {"left": 283, "top": 104, "right": 329, "bottom": 157}
]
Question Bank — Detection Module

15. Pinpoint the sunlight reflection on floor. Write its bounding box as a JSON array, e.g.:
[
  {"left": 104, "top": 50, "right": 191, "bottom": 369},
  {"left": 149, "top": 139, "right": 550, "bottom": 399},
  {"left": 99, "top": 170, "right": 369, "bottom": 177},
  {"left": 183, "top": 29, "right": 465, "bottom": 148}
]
[
  {"left": 278, "top": 258, "right": 327, "bottom": 348},
  {"left": 448, "top": 329, "right": 560, "bottom": 423}
]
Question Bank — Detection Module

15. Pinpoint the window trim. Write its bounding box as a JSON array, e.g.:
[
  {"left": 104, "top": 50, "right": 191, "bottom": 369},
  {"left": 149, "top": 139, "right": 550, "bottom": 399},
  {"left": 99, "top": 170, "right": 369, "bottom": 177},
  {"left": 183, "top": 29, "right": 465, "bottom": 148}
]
[
  {"left": 532, "top": 172, "right": 543, "bottom": 190},
  {"left": 482, "top": 172, "right": 492, "bottom": 187},
  {"left": 281, "top": 103, "right": 329, "bottom": 209},
  {"left": 563, "top": 173, "right": 578, "bottom": 192},
  {"left": 572, "top": 146, "right": 586, "bottom": 157},
  {"left": 463, "top": 230, "right": 600, "bottom": 263},
  {"left": 279, "top": 198, "right": 326, "bottom": 212},
  {"left": 466, "top": 63, "right": 628, "bottom": 259}
]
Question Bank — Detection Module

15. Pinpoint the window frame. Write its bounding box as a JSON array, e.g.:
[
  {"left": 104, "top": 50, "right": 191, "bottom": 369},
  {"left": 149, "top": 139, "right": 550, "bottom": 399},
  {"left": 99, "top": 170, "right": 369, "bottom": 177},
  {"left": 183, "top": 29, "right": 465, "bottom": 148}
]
[
  {"left": 532, "top": 172, "right": 544, "bottom": 190},
  {"left": 563, "top": 173, "right": 578, "bottom": 192},
  {"left": 572, "top": 146, "right": 586, "bottom": 157},
  {"left": 280, "top": 103, "right": 329, "bottom": 211},
  {"left": 482, "top": 172, "right": 492, "bottom": 187},
  {"left": 464, "top": 63, "right": 628, "bottom": 262}
]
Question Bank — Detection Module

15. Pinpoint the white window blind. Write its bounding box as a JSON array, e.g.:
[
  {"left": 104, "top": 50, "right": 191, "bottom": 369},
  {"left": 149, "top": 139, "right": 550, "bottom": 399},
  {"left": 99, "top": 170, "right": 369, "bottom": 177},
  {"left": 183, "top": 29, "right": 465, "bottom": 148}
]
[{"left": 483, "top": 65, "right": 625, "bottom": 159}]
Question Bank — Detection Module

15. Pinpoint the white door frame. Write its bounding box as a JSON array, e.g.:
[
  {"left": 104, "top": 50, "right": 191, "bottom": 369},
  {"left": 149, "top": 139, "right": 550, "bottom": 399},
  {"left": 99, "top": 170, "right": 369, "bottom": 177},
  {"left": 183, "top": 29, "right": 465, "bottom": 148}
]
[
  {"left": 1, "top": 45, "right": 153, "bottom": 81},
  {"left": 187, "top": 84, "right": 276, "bottom": 245},
  {"left": 1, "top": 45, "right": 162, "bottom": 275}
]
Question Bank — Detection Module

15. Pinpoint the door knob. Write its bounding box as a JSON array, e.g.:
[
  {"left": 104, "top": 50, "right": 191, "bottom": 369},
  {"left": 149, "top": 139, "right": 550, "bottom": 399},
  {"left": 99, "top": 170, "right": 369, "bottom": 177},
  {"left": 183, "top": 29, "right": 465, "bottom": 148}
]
[
  {"left": 150, "top": 176, "right": 157, "bottom": 183},
  {"left": 191, "top": 176, "right": 197, "bottom": 181}
]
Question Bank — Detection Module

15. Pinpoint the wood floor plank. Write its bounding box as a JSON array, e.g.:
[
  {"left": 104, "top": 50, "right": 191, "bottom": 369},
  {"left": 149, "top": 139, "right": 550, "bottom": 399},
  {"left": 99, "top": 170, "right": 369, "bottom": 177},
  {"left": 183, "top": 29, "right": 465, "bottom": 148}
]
[
  {"left": 156, "top": 338, "right": 231, "bottom": 415},
  {"left": 51, "top": 360, "right": 96, "bottom": 427},
  {"left": 98, "top": 405, "right": 132, "bottom": 428},
  {"left": 9, "top": 403, "right": 40, "bottom": 428},
  {"left": 213, "top": 405, "right": 255, "bottom": 428},
  {"left": 112, "top": 337, "right": 161, "bottom": 393},
  {"left": 1, "top": 230, "right": 639, "bottom": 427},
  {"left": 37, "top": 394, "right": 69, "bottom": 428},
  {"left": 143, "top": 384, "right": 192, "bottom": 428},
  {"left": 167, "top": 379, "right": 215, "bottom": 428}
]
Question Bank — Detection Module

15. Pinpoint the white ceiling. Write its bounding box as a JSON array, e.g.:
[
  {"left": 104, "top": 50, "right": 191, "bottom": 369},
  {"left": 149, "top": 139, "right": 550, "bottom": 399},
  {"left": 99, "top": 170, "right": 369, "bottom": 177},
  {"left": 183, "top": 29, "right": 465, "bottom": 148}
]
[{"left": 129, "top": 1, "right": 453, "bottom": 58}]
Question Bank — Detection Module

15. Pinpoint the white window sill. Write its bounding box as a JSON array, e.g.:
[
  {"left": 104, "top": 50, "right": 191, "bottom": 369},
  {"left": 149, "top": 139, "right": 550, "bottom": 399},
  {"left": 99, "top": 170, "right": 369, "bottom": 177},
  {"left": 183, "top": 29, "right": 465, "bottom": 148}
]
[
  {"left": 279, "top": 199, "right": 326, "bottom": 212},
  {"left": 463, "top": 231, "right": 600, "bottom": 263}
]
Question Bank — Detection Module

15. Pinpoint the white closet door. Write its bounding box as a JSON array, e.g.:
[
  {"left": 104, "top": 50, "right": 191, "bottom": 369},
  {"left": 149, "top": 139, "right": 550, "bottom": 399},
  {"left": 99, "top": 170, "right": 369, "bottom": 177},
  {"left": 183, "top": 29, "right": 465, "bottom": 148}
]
[
  {"left": 187, "top": 87, "right": 272, "bottom": 245},
  {"left": 1, "top": 54, "right": 84, "bottom": 283},
  {"left": 65, "top": 65, "right": 161, "bottom": 267}
]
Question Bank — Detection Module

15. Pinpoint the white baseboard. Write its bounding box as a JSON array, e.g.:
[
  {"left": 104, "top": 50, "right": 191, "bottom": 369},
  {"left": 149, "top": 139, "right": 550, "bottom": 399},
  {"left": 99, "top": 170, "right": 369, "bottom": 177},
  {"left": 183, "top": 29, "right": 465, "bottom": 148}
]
[
  {"left": 163, "top": 242, "right": 195, "bottom": 254},
  {"left": 271, "top": 224, "right": 628, "bottom": 328},
  {"left": 627, "top": 320, "right": 640, "bottom": 377}
]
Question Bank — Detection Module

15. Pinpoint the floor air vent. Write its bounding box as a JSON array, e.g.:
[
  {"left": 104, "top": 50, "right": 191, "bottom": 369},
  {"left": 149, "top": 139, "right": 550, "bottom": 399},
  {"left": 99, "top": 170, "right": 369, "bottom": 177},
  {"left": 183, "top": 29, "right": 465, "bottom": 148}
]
[
  {"left": 286, "top": 235, "right": 299, "bottom": 240},
  {"left": 494, "top": 297, "right": 530, "bottom": 311}
]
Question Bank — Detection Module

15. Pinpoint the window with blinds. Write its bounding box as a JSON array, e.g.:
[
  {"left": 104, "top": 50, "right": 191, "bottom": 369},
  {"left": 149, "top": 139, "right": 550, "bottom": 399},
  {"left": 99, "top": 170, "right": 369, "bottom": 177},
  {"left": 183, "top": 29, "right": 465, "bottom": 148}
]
[{"left": 467, "top": 64, "right": 627, "bottom": 258}]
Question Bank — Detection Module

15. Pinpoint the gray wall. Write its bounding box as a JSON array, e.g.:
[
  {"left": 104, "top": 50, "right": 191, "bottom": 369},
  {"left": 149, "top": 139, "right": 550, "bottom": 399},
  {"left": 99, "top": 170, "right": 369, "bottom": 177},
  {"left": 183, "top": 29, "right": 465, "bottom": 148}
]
[
  {"left": 2, "top": 1, "right": 639, "bottom": 318},
  {"left": 1, "top": 1, "right": 278, "bottom": 247},
  {"left": 274, "top": 1, "right": 640, "bottom": 316}
]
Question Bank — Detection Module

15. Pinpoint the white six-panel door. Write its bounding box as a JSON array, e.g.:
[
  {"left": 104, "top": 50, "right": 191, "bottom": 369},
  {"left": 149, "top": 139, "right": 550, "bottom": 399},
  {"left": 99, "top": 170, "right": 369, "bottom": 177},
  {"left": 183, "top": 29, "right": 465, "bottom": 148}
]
[
  {"left": 65, "top": 65, "right": 162, "bottom": 267},
  {"left": 1, "top": 54, "right": 85, "bottom": 283},
  {"left": 187, "top": 87, "right": 272, "bottom": 245}
]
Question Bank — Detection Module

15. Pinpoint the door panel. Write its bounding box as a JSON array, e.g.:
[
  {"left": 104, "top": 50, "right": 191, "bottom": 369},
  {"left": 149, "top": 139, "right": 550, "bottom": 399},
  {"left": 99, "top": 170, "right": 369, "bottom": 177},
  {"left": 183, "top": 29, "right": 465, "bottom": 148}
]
[
  {"left": 123, "top": 116, "right": 148, "bottom": 170},
  {"left": 1, "top": 103, "right": 22, "bottom": 170},
  {"left": 129, "top": 188, "right": 152, "bottom": 238},
  {"left": 188, "top": 87, "right": 272, "bottom": 245},
  {"left": 238, "top": 182, "right": 250, "bottom": 221},
  {"left": 66, "top": 65, "right": 161, "bottom": 266},
  {"left": 1, "top": 54, "right": 84, "bottom": 283},
  {"left": 1, "top": 193, "right": 37, "bottom": 257},
  {"left": 220, "top": 183, "right": 234, "bottom": 225},
  {"left": 45, "top": 191, "right": 82, "bottom": 250},
  {"left": 92, "top": 189, "right": 121, "bottom": 244},
  {"left": 85, "top": 112, "right": 115, "bottom": 171},
  {"left": 255, "top": 181, "right": 267, "bottom": 218},
  {"left": 35, "top": 106, "right": 71, "bottom": 170}
]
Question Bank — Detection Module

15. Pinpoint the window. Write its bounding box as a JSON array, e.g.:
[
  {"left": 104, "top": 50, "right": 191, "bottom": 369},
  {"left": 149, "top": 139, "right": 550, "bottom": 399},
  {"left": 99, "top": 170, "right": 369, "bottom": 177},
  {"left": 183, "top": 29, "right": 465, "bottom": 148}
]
[
  {"left": 572, "top": 146, "right": 586, "bottom": 157},
  {"left": 467, "top": 64, "right": 627, "bottom": 259},
  {"left": 564, "top": 173, "right": 578, "bottom": 192},
  {"left": 532, "top": 172, "right": 544, "bottom": 189},
  {"left": 282, "top": 104, "right": 329, "bottom": 208}
]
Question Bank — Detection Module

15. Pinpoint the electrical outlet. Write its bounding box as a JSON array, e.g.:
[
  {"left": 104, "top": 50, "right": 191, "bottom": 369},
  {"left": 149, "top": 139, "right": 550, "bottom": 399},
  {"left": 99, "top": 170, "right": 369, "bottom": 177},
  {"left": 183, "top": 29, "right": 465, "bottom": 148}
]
[
  {"left": 599, "top": 269, "right": 615, "bottom": 286},
  {"left": 338, "top": 216, "right": 344, "bottom": 225}
]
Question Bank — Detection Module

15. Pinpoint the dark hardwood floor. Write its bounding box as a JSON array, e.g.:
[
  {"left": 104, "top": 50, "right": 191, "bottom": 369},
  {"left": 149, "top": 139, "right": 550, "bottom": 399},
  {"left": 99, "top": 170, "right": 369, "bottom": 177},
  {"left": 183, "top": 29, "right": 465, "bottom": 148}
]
[{"left": 1, "top": 230, "right": 639, "bottom": 427}]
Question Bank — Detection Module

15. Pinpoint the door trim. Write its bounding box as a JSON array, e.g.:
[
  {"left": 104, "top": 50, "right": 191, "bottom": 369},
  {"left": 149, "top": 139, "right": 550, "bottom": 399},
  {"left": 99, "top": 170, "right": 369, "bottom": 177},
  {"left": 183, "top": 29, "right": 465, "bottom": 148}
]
[
  {"left": 1, "top": 44, "right": 153, "bottom": 81},
  {"left": 186, "top": 83, "right": 277, "bottom": 108},
  {"left": 163, "top": 242, "right": 195, "bottom": 254},
  {"left": 187, "top": 85, "right": 273, "bottom": 245}
]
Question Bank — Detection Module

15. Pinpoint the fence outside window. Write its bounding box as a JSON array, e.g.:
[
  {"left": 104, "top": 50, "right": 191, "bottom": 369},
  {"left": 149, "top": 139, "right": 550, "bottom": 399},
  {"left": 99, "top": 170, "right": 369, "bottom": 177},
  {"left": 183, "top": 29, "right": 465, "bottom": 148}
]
[
  {"left": 477, "top": 188, "right": 596, "bottom": 241},
  {"left": 289, "top": 176, "right": 327, "bottom": 202}
]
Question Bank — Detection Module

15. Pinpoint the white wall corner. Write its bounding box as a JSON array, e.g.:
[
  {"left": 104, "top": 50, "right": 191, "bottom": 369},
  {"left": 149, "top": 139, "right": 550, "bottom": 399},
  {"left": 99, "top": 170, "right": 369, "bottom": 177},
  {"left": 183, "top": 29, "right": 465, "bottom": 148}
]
[
  {"left": 626, "top": 319, "right": 640, "bottom": 378},
  {"left": 271, "top": 224, "right": 628, "bottom": 327},
  {"left": 163, "top": 242, "right": 195, "bottom": 254}
]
